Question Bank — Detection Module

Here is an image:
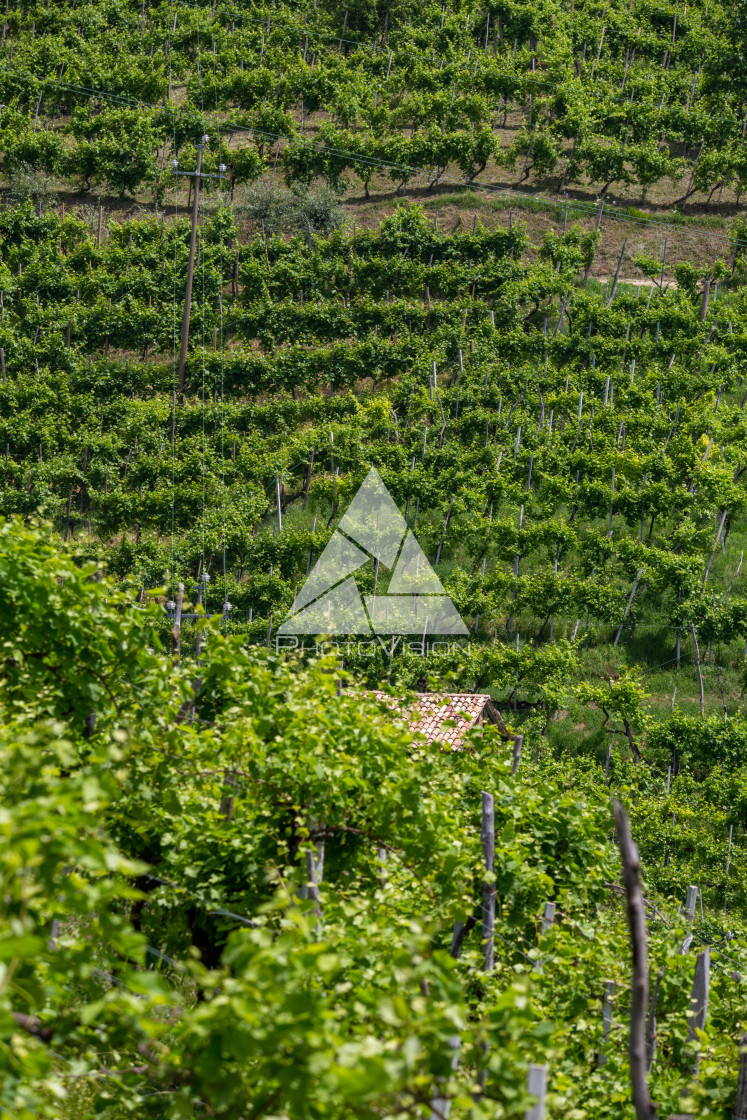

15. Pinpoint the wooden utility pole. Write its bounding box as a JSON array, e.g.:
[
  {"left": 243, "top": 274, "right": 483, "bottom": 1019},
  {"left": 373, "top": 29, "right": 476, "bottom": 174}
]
[
  {"left": 172, "top": 136, "right": 225, "bottom": 403},
  {"left": 176, "top": 139, "right": 204, "bottom": 401}
]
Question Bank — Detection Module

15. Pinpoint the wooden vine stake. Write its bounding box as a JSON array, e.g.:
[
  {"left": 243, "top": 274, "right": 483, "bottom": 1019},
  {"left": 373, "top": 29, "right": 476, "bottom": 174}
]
[
  {"left": 428, "top": 902, "right": 476, "bottom": 1115},
  {"left": 525, "top": 1065, "right": 548, "bottom": 1119},
  {"left": 275, "top": 471, "right": 283, "bottom": 532},
  {"left": 511, "top": 734, "right": 524, "bottom": 777},
  {"left": 646, "top": 966, "right": 664, "bottom": 1072},
  {"left": 724, "top": 824, "right": 734, "bottom": 915},
  {"left": 703, "top": 509, "right": 728, "bottom": 585},
  {"left": 614, "top": 569, "right": 643, "bottom": 646},
  {"left": 220, "top": 769, "right": 237, "bottom": 821},
  {"left": 612, "top": 799, "right": 657, "bottom": 1120},
  {"left": 583, "top": 202, "right": 604, "bottom": 282},
  {"left": 295, "top": 835, "right": 324, "bottom": 933},
  {"left": 735, "top": 1032, "right": 747, "bottom": 1120},
  {"left": 63, "top": 483, "right": 74, "bottom": 541},
  {"left": 680, "top": 884, "right": 698, "bottom": 953},
  {"left": 535, "top": 900, "right": 554, "bottom": 974},
  {"left": 296, "top": 823, "right": 324, "bottom": 922},
  {"left": 481, "top": 791, "right": 495, "bottom": 971},
  {"left": 598, "top": 979, "right": 615, "bottom": 1066},
  {"left": 606, "top": 237, "right": 627, "bottom": 306},
  {"left": 172, "top": 582, "right": 184, "bottom": 666},
  {"left": 685, "top": 949, "right": 709, "bottom": 1080},
  {"left": 690, "top": 624, "right": 705, "bottom": 717}
]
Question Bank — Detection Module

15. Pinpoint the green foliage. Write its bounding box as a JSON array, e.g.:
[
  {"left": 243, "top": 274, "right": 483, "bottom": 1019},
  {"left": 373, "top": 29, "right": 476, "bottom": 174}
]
[
  {"left": 3, "top": 1, "right": 747, "bottom": 1114},
  {"left": 0, "top": 716, "right": 171, "bottom": 1119},
  {"left": 0, "top": 520, "right": 633, "bottom": 1119},
  {"left": 0, "top": 517, "right": 168, "bottom": 738},
  {"left": 238, "top": 177, "right": 344, "bottom": 235},
  {"left": 292, "top": 182, "right": 346, "bottom": 234},
  {"left": 648, "top": 712, "right": 747, "bottom": 773},
  {"left": 1, "top": 0, "right": 745, "bottom": 205},
  {"left": 69, "top": 108, "right": 158, "bottom": 197}
]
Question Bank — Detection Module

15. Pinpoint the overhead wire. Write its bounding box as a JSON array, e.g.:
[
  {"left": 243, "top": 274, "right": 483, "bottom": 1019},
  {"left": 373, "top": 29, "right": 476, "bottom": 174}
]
[
  {"left": 136, "top": 0, "right": 747, "bottom": 136},
  {"left": 222, "top": 120, "right": 747, "bottom": 250},
  {"left": 5, "top": 13, "right": 746, "bottom": 635},
  {"left": 0, "top": 61, "right": 746, "bottom": 252}
]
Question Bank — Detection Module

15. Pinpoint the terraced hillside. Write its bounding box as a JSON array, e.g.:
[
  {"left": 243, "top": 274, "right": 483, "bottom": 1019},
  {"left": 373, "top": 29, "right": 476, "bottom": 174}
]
[{"left": 2, "top": 2, "right": 747, "bottom": 1118}]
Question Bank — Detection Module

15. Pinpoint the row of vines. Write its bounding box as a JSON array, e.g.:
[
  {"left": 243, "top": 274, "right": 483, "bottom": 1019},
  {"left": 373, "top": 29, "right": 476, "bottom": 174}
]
[{"left": 2, "top": 0, "right": 747, "bottom": 206}]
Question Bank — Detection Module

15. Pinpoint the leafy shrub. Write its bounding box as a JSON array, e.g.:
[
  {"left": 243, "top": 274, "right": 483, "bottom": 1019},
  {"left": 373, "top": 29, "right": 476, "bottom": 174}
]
[
  {"left": 647, "top": 712, "right": 747, "bottom": 775},
  {"left": 291, "top": 183, "right": 346, "bottom": 235},
  {"left": 4, "top": 162, "right": 55, "bottom": 210},
  {"left": 239, "top": 177, "right": 345, "bottom": 236},
  {"left": 237, "top": 175, "right": 297, "bottom": 234}
]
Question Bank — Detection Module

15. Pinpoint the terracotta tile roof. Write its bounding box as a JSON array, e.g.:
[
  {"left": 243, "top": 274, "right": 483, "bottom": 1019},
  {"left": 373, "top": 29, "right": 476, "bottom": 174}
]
[{"left": 371, "top": 691, "right": 502, "bottom": 749}]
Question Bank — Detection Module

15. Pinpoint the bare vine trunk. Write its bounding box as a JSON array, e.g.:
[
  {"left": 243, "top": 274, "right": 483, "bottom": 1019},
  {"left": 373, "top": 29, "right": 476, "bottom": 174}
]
[{"left": 613, "top": 800, "right": 658, "bottom": 1120}]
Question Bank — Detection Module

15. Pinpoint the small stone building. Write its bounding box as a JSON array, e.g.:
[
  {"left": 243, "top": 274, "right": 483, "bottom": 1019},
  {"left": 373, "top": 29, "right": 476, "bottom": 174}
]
[{"left": 371, "top": 692, "right": 506, "bottom": 750}]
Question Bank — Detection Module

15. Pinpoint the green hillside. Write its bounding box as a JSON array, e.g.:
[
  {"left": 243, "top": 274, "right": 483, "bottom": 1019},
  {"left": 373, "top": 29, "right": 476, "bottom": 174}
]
[{"left": 1, "top": 1, "right": 747, "bottom": 1117}]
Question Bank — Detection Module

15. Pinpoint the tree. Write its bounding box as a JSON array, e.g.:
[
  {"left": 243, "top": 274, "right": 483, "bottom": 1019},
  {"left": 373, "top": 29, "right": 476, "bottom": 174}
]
[
  {"left": 69, "top": 108, "right": 158, "bottom": 196},
  {"left": 224, "top": 144, "right": 264, "bottom": 200}
]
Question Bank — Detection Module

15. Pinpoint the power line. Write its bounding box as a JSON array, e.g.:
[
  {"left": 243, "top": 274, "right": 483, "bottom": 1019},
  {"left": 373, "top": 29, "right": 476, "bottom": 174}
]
[
  {"left": 0, "top": 62, "right": 745, "bottom": 251},
  {"left": 30, "top": 0, "right": 745, "bottom": 134},
  {"left": 224, "top": 120, "right": 747, "bottom": 249},
  {"left": 163, "top": 0, "right": 747, "bottom": 137}
]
